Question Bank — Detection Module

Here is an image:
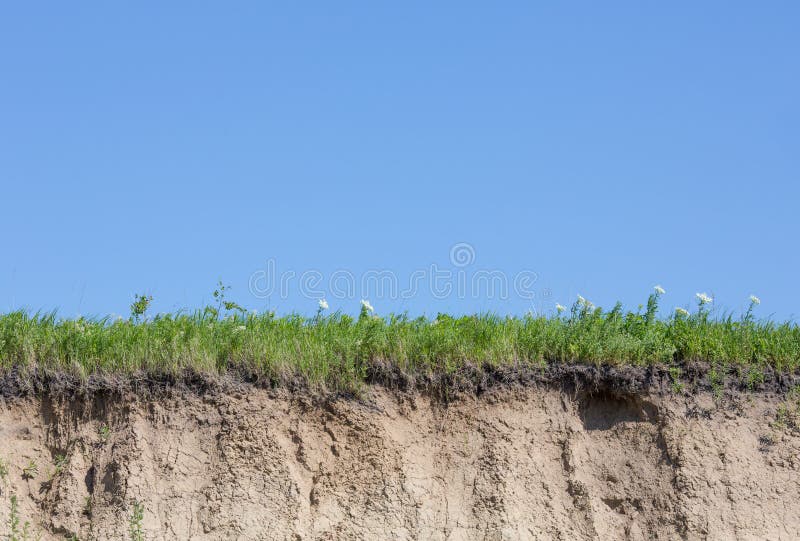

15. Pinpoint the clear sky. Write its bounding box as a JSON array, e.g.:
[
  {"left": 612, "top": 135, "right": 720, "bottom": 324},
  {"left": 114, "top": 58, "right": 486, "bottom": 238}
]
[{"left": 1, "top": 2, "right": 798, "bottom": 320}]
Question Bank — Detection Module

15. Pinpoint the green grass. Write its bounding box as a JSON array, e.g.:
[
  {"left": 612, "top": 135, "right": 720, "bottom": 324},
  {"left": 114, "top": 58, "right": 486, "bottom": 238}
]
[{"left": 0, "top": 291, "right": 798, "bottom": 392}]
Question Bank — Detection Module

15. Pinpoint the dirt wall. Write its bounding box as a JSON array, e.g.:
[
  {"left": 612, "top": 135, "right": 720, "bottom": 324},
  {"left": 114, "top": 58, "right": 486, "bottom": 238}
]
[{"left": 0, "top": 382, "right": 798, "bottom": 540}]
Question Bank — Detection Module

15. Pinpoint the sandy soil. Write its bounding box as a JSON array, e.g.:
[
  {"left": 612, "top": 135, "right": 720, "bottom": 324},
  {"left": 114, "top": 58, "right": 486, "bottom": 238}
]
[{"left": 1, "top": 383, "right": 799, "bottom": 540}]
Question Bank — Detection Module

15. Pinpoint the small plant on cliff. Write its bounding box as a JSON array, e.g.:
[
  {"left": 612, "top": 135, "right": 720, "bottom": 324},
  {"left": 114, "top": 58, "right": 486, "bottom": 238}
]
[
  {"left": 21, "top": 461, "right": 38, "bottom": 480},
  {"left": 129, "top": 500, "right": 145, "bottom": 541},
  {"left": 0, "top": 456, "right": 8, "bottom": 481},
  {"left": 668, "top": 366, "right": 684, "bottom": 394},
  {"left": 98, "top": 425, "right": 111, "bottom": 443},
  {"left": 8, "top": 494, "right": 32, "bottom": 541},
  {"left": 53, "top": 454, "right": 68, "bottom": 476},
  {"left": 130, "top": 293, "right": 153, "bottom": 323},
  {"left": 774, "top": 385, "right": 800, "bottom": 433}
]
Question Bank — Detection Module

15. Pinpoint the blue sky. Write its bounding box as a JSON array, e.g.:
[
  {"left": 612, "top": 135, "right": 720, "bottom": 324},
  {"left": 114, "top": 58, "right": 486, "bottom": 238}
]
[{"left": 1, "top": 2, "right": 798, "bottom": 320}]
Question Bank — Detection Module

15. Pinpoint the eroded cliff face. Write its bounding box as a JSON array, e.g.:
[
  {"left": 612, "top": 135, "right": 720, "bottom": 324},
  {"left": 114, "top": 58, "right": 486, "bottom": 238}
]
[{"left": 0, "top": 383, "right": 798, "bottom": 540}]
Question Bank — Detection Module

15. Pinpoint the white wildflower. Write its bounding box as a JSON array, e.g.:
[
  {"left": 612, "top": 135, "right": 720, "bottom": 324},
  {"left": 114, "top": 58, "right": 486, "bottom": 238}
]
[
  {"left": 749, "top": 295, "right": 761, "bottom": 305},
  {"left": 234, "top": 325, "right": 246, "bottom": 333},
  {"left": 318, "top": 298, "right": 329, "bottom": 311},
  {"left": 555, "top": 303, "right": 567, "bottom": 313},
  {"left": 577, "top": 295, "right": 594, "bottom": 309},
  {"left": 654, "top": 285, "right": 666, "bottom": 295},
  {"left": 360, "top": 299, "right": 374, "bottom": 313},
  {"left": 675, "top": 307, "right": 690, "bottom": 317},
  {"left": 695, "top": 292, "right": 713, "bottom": 305}
]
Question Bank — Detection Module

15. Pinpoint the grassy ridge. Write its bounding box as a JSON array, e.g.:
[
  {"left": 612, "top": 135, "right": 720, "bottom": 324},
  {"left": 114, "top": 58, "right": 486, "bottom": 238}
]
[{"left": 1, "top": 291, "right": 798, "bottom": 391}]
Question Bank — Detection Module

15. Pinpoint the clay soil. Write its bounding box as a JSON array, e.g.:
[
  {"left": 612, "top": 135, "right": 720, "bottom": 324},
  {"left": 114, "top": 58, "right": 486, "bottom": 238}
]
[{"left": 1, "top": 369, "right": 799, "bottom": 540}]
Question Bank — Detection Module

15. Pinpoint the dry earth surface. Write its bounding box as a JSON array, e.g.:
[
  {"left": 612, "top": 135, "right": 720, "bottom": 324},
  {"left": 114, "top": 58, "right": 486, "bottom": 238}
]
[{"left": 1, "top": 378, "right": 799, "bottom": 540}]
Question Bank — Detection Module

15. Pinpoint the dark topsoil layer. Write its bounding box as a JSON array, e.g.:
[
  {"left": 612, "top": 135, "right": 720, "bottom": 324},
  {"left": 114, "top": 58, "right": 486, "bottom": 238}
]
[{"left": 1, "top": 361, "right": 799, "bottom": 402}]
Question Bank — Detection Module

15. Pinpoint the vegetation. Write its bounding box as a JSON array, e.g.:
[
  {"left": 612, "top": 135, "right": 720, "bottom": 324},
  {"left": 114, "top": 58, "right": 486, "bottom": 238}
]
[
  {"left": 8, "top": 494, "right": 32, "bottom": 541},
  {"left": 774, "top": 384, "right": 800, "bottom": 433},
  {"left": 52, "top": 454, "right": 67, "bottom": 477},
  {"left": 129, "top": 500, "right": 144, "bottom": 541},
  {"left": 0, "top": 288, "right": 797, "bottom": 392},
  {"left": 20, "top": 462, "right": 37, "bottom": 481},
  {"left": 129, "top": 294, "right": 152, "bottom": 324}
]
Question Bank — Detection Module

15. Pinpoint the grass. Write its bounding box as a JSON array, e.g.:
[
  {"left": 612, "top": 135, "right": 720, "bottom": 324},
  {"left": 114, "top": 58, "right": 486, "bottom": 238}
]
[{"left": 0, "top": 290, "right": 798, "bottom": 392}]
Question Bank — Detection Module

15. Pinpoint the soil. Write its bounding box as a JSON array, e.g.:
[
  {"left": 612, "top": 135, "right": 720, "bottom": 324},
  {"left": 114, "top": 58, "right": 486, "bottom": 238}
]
[{"left": 1, "top": 367, "right": 799, "bottom": 540}]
